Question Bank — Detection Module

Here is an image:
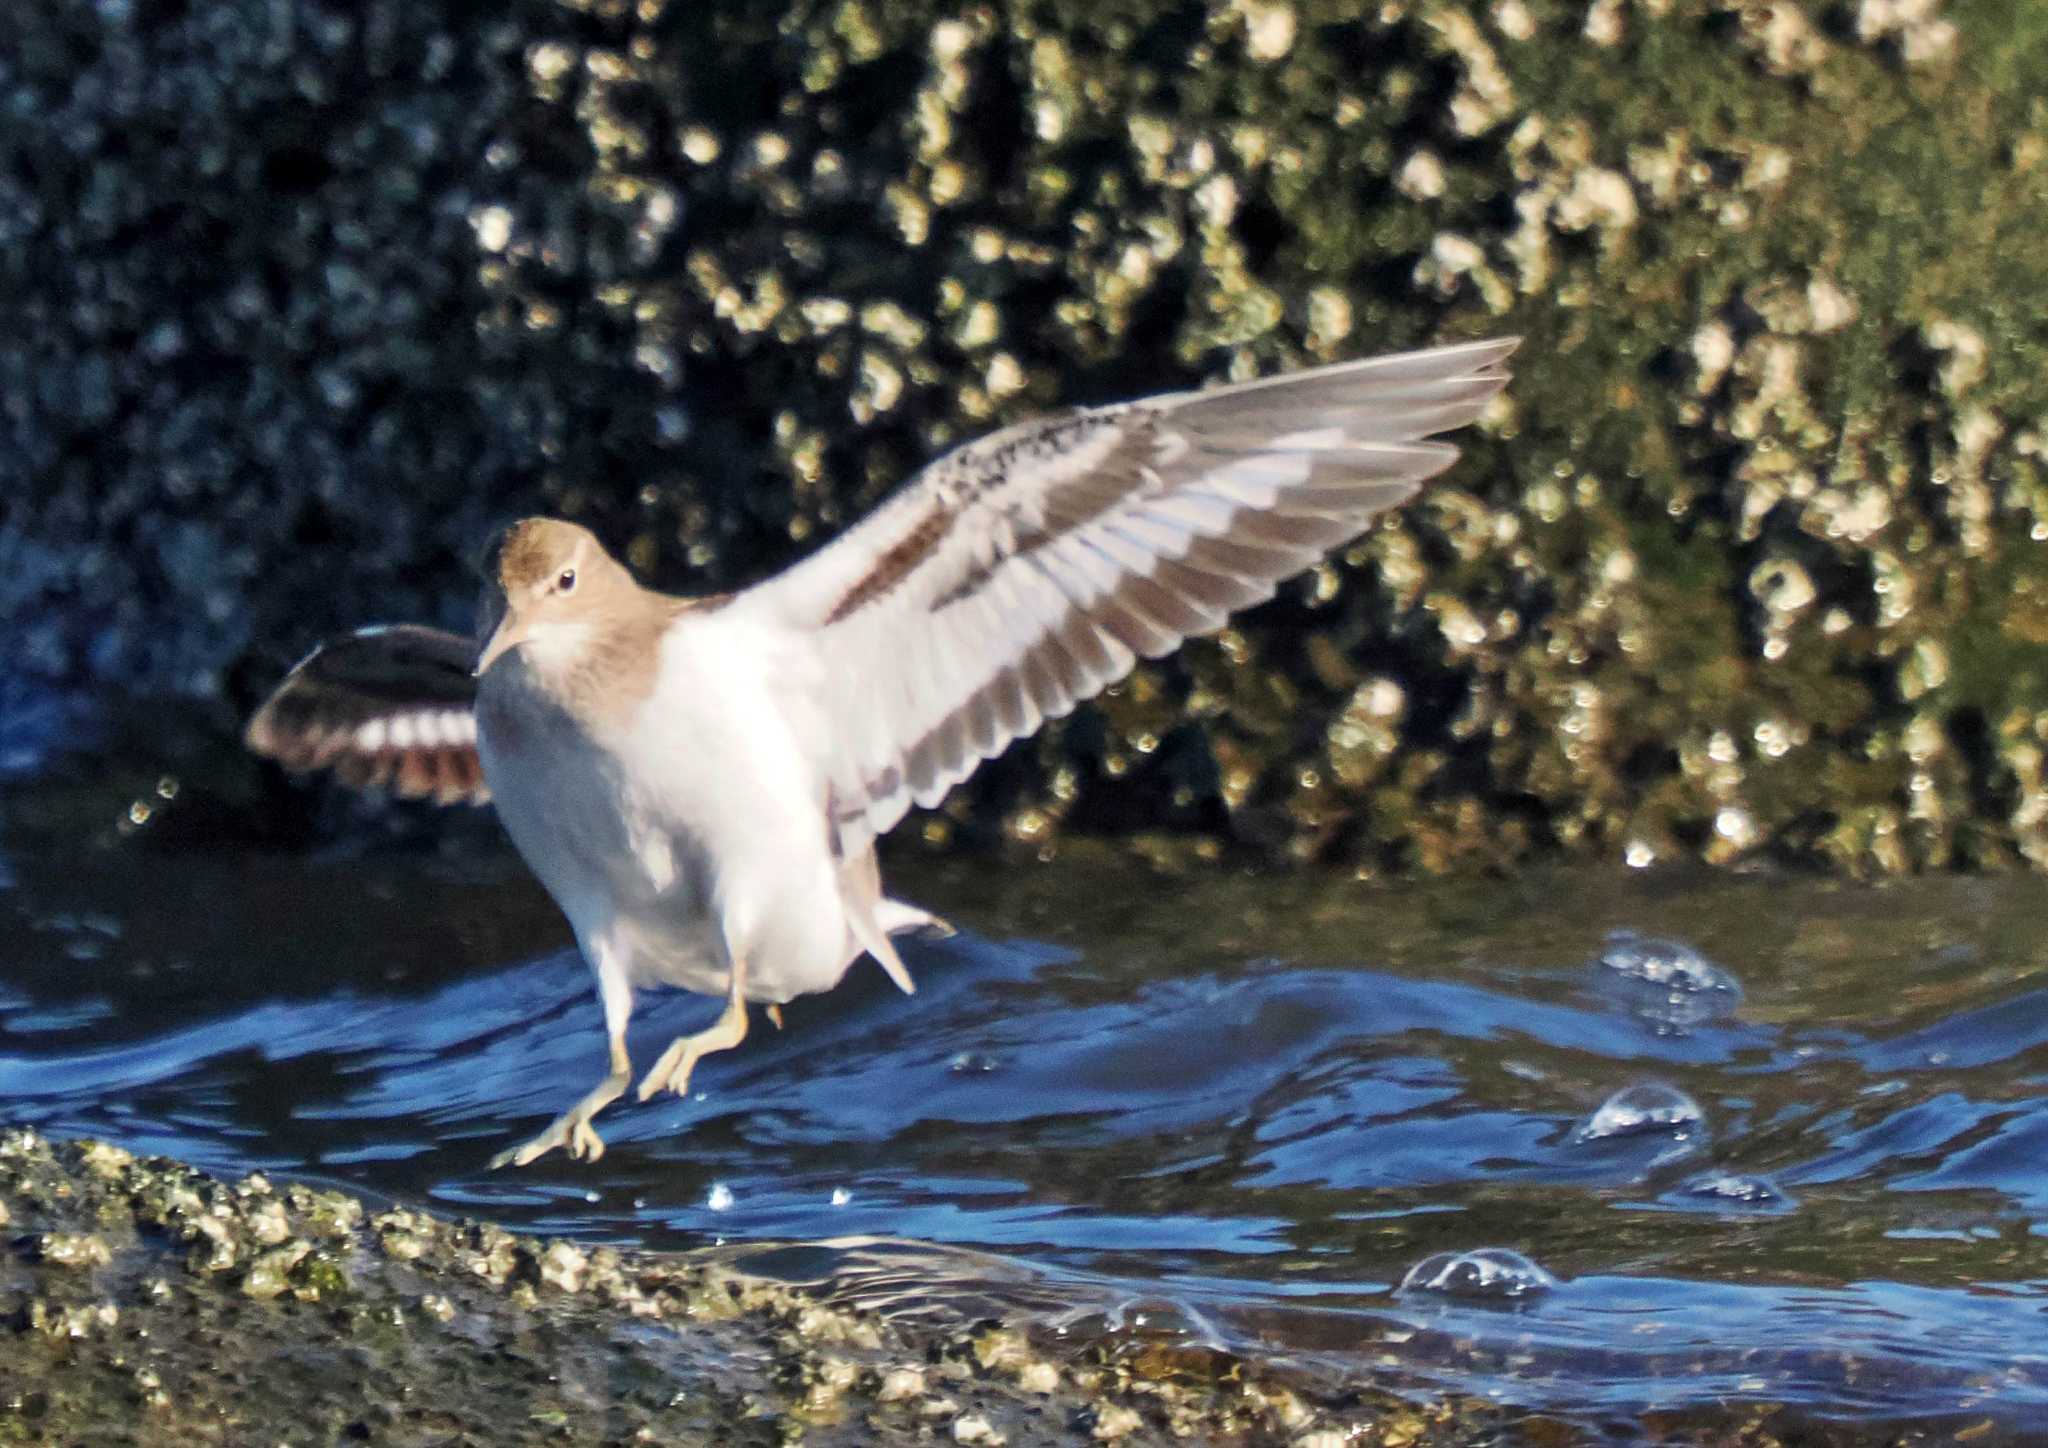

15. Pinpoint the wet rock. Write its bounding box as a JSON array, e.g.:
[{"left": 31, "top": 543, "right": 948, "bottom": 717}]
[
  {"left": 876, "top": 1364, "right": 928, "bottom": 1402},
  {"left": 1088, "top": 1401, "right": 1146, "bottom": 1440},
  {"left": 7, "top": 1, "right": 2048, "bottom": 880},
  {"left": 536, "top": 1239, "right": 588, "bottom": 1293},
  {"left": 23, "top": 1299, "right": 120, "bottom": 1340},
  {"left": 951, "top": 1411, "right": 1003, "bottom": 1444},
  {"left": 244, "top": 1197, "right": 292, "bottom": 1247},
  {"left": 73, "top": 1141, "right": 133, "bottom": 1180},
  {"left": 0, "top": 1129, "right": 1549, "bottom": 1446},
  {"left": 30, "top": 1232, "right": 112, "bottom": 1270},
  {"left": 239, "top": 1241, "right": 310, "bottom": 1299}
]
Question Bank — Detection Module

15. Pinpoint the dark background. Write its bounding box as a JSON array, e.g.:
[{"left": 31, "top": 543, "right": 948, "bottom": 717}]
[{"left": 6, "top": 0, "right": 2047, "bottom": 873}]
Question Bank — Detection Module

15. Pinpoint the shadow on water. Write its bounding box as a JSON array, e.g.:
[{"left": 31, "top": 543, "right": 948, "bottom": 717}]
[{"left": 6, "top": 809, "right": 2048, "bottom": 1430}]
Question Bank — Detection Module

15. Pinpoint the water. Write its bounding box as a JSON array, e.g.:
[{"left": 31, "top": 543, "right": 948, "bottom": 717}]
[{"left": 6, "top": 810, "right": 2048, "bottom": 1432}]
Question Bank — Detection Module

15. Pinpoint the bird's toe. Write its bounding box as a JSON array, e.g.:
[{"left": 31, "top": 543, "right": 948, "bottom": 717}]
[
  {"left": 490, "top": 1139, "right": 538, "bottom": 1171},
  {"left": 635, "top": 1047, "right": 684, "bottom": 1102},
  {"left": 491, "top": 1122, "right": 569, "bottom": 1170}
]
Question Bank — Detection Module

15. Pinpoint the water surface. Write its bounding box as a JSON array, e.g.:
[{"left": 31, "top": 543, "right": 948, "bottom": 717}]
[{"left": 6, "top": 823, "right": 2048, "bottom": 1432}]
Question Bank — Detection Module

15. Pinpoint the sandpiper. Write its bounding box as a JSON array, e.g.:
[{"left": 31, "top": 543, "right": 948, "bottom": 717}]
[{"left": 247, "top": 336, "right": 1516, "bottom": 1167}]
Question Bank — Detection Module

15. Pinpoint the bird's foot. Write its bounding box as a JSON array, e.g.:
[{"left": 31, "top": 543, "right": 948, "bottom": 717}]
[
  {"left": 489, "top": 1109, "right": 608, "bottom": 1169},
  {"left": 490, "top": 1051, "right": 631, "bottom": 1169},
  {"left": 636, "top": 991, "right": 750, "bottom": 1102},
  {"left": 635, "top": 1046, "right": 690, "bottom": 1101}
]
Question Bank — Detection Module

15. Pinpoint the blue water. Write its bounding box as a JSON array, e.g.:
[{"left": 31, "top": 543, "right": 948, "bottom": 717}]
[{"left": 6, "top": 805, "right": 2048, "bottom": 1430}]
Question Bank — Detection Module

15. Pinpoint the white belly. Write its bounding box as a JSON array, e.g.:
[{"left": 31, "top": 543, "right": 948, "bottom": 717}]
[{"left": 476, "top": 619, "right": 861, "bottom": 1005}]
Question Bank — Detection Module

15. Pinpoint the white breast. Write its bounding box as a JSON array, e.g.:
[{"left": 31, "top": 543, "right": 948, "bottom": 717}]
[
  {"left": 478, "top": 616, "right": 863, "bottom": 1005},
  {"left": 620, "top": 615, "right": 860, "bottom": 1001}
]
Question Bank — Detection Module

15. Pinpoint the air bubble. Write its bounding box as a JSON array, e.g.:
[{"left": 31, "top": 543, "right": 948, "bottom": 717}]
[
  {"left": 1594, "top": 931, "right": 1742, "bottom": 1029},
  {"left": 1597, "top": 931, "right": 1742, "bottom": 997},
  {"left": 1671, "top": 1170, "right": 1796, "bottom": 1213},
  {"left": 1574, "top": 1082, "right": 1706, "bottom": 1146},
  {"left": 1399, "top": 1248, "right": 1557, "bottom": 1301}
]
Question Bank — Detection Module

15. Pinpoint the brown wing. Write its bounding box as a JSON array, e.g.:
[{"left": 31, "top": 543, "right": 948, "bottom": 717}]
[{"left": 245, "top": 625, "right": 489, "bottom": 806}]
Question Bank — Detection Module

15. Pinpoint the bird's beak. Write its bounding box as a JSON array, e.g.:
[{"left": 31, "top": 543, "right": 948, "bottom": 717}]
[{"left": 474, "top": 613, "right": 528, "bottom": 677}]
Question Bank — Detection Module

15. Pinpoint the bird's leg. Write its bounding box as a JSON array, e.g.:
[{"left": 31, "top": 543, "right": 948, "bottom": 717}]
[
  {"left": 766, "top": 1004, "right": 784, "bottom": 1030},
  {"left": 636, "top": 955, "right": 749, "bottom": 1101},
  {"left": 490, "top": 942, "right": 634, "bottom": 1170}
]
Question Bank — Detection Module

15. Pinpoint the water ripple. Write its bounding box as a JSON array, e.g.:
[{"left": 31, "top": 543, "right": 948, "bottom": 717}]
[{"left": 6, "top": 845, "right": 2048, "bottom": 1426}]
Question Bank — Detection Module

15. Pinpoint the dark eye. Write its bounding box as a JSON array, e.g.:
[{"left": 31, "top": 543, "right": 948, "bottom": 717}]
[{"left": 557, "top": 568, "right": 577, "bottom": 593}]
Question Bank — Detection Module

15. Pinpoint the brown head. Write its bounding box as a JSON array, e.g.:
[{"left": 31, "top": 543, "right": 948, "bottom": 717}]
[{"left": 474, "top": 518, "right": 642, "bottom": 678}]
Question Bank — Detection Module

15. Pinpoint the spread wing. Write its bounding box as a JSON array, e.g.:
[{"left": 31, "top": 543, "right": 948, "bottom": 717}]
[
  {"left": 244, "top": 624, "right": 490, "bottom": 805},
  {"left": 734, "top": 336, "right": 1516, "bottom": 851}
]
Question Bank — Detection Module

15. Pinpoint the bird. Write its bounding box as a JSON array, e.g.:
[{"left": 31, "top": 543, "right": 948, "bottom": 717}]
[{"left": 245, "top": 336, "right": 1517, "bottom": 1168}]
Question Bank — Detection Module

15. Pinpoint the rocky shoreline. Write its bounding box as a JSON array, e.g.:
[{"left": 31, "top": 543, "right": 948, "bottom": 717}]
[
  {"left": 0, "top": 1128, "right": 1502, "bottom": 1447},
  {"left": 0, "top": 1127, "right": 1975, "bottom": 1446}
]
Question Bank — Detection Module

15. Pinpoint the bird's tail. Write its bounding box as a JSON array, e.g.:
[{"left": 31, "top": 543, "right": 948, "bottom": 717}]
[{"left": 837, "top": 846, "right": 918, "bottom": 994}]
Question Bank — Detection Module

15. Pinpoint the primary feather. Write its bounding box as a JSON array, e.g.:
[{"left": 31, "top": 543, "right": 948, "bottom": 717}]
[
  {"left": 735, "top": 336, "right": 1516, "bottom": 852},
  {"left": 244, "top": 624, "right": 489, "bottom": 805}
]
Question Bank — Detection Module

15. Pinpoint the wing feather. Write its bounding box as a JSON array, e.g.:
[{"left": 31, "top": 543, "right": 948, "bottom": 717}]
[
  {"left": 740, "top": 336, "right": 1516, "bottom": 849},
  {"left": 244, "top": 624, "right": 491, "bottom": 806}
]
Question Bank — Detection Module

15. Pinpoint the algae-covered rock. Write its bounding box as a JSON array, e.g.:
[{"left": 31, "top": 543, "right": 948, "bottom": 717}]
[
  {"left": 0, "top": 1128, "right": 1543, "bottom": 1445},
  {"left": 8, "top": 0, "right": 2048, "bottom": 873}
]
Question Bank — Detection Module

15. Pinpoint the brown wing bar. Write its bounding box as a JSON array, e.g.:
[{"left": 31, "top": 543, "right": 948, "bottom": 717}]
[{"left": 245, "top": 624, "right": 490, "bottom": 805}]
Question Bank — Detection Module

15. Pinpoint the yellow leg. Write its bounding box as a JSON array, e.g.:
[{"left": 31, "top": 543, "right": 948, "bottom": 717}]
[
  {"left": 636, "top": 958, "right": 750, "bottom": 1101},
  {"left": 767, "top": 1004, "right": 784, "bottom": 1030},
  {"left": 489, "top": 1031, "right": 630, "bottom": 1169}
]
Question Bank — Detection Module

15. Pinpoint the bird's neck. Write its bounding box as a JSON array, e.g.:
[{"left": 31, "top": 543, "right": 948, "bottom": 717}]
[{"left": 523, "top": 599, "right": 681, "bottom": 733}]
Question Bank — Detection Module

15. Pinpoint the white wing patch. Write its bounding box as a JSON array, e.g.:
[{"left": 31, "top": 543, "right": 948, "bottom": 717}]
[
  {"left": 734, "top": 337, "right": 1517, "bottom": 851},
  {"left": 246, "top": 625, "right": 491, "bottom": 806}
]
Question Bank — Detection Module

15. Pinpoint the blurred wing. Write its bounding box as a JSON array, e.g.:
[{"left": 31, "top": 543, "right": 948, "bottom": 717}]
[
  {"left": 245, "top": 624, "right": 489, "bottom": 806},
  {"left": 735, "top": 336, "right": 1516, "bottom": 850}
]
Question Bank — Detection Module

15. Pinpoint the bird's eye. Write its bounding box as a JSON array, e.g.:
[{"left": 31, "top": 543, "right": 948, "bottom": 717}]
[{"left": 557, "top": 568, "right": 577, "bottom": 593}]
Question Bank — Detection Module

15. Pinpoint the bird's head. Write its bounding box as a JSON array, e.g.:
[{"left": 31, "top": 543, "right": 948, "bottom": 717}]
[{"left": 475, "top": 518, "right": 638, "bottom": 678}]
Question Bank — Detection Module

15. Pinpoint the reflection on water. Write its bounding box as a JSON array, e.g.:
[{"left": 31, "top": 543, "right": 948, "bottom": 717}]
[{"left": 5, "top": 827, "right": 2048, "bottom": 1428}]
